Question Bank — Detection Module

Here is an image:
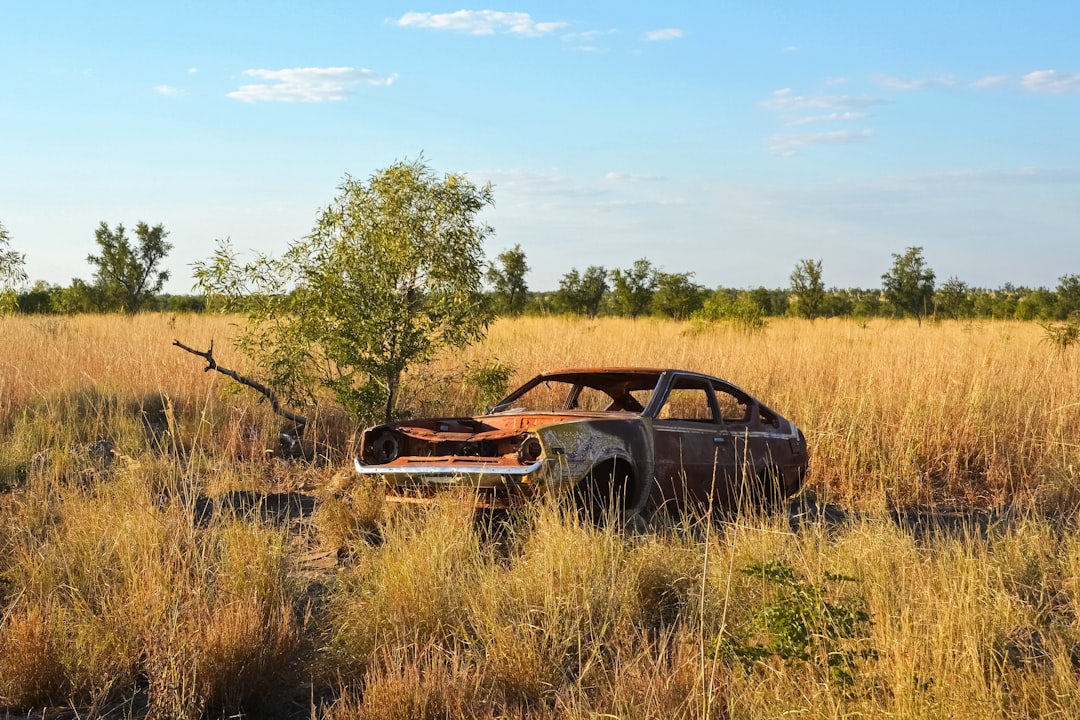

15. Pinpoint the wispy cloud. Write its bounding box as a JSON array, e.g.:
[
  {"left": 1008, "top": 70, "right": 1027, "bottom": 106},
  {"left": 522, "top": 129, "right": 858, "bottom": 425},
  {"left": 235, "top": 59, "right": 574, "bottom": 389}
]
[
  {"left": 605, "top": 171, "right": 665, "bottom": 183},
  {"left": 971, "top": 74, "right": 1010, "bottom": 88},
  {"left": 781, "top": 45, "right": 798, "bottom": 53},
  {"left": 396, "top": 10, "right": 566, "bottom": 36},
  {"left": 563, "top": 29, "right": 616, "bottom": 43},
  {"left": 645, "top": 28, "right": 683, "bottom": 41},
  {"left": 154, "top": 84, "right": 183, "bottom": 97},
  {"left": 562, "top": 28, "right": 617, "bottom": 53},
  {"left": 469, "top": 168, "right": 572, "bottom": 194},
  {"left": 769, "top": 129, "right": 873, "bottom": 157},
  {"left": 763, "top": 89, "right": 878, "bottom": 143},
  {"left": 890, "top": 166, "right": 1080, "bottom": 187},
  {"left": 788, "top": 111, "right": 869, "bottom": 126},
  {"left": 1021, "top": 69, "right": 1080, "bottom": 94},
  {"left": 227, "top": 67, "right": 396, "bottom": 103},
  {"left": 874, "top": 73, "right": 956, "bottom": 90},
  {"left": 764, "top": 88, "right": 884, "bottom": 111}
]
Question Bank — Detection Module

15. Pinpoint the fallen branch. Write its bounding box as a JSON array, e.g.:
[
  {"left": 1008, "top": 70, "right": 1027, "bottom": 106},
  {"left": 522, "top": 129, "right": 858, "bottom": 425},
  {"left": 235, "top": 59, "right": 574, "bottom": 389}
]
[{"left": 173, "top": 338, "right": 308, "bottom": 433}]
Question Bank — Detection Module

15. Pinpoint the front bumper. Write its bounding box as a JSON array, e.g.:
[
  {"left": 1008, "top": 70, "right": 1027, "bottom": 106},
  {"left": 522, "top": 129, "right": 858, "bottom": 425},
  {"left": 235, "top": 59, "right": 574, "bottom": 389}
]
[{"left": 353, "top": 457, "right": 556, "bottom": 507}]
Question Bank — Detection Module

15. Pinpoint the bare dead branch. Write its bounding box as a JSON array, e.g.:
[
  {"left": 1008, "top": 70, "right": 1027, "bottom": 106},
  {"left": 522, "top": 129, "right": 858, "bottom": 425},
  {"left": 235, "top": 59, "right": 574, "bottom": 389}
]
[{"left": 173, "top": 338, "right": 308, "bottom": 431}]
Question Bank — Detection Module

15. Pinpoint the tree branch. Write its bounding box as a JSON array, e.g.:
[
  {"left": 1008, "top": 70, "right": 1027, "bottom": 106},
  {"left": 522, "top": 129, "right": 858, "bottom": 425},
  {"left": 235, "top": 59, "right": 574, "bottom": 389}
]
[{"left": 173, "top": 338, "right": 308, "bottom": 431}]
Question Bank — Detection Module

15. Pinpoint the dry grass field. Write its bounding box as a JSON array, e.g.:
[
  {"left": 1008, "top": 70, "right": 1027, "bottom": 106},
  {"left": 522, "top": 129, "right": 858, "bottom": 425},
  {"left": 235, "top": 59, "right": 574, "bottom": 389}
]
[{"left": 2, "top": 313, "right": 1080, "bottom": 718}]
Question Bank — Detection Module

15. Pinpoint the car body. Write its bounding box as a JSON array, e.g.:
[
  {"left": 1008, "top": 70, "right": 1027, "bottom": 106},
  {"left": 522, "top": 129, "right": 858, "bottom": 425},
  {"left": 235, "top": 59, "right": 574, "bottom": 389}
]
[{"left": 354, "top": 368, "right": 808, "bottom": 518}]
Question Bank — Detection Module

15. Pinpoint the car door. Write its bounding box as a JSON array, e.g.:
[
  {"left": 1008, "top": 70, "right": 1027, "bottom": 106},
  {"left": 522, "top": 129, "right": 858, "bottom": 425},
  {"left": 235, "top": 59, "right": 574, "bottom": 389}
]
[
  {"left": 649, "top": 375, "right": 735, "bottom": 513},
  {"left": 708, "top": 381, "right": 758, "bottom": 509}
]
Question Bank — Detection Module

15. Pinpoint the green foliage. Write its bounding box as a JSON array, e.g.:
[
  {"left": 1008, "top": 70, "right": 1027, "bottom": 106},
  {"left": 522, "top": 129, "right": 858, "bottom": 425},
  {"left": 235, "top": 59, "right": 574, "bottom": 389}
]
[
  {"left": 609, "top": 258, "right": 657, "bottom": 318},
  {"left": 1040, "top": 316, "right": 1080, "bottom": 357},
  {"left": 711, "top": 560, "right": 876, "bottom": 691},
  {"left": 789, "top": 258, "right": 825, "bottom": 319},
  {"left": 0, "top": 221, "right": 28, "bottom": 313},
  {"left": 554, "top": 265, "right": 608, "bottom": 318},
  {"left": 1014, "top": 287, "right": 1056, "bottom": 321},
  {"left": 1055, "top": 274, "right": 1080, "bottom": 319},
  {"left": 86, "top": 221, "right": 173, "bottom": 314},
  {"left": 194, "top": 158, "right": 495, "bottom": 424},
  {"left": 650, "top": 271, "right": 706, "bottom": 319},
  {"left": 486, "top": 244, "right": 530, "bottom": 316},
  {"left": 881, "top": 246, "right": 935, "bottom": 324},
  {"left": 695, "top": 289, "right": 768, "bottom": 333},
  {"left": 462, "top": 359, "right": 515, "bottom": 411},
  {"left": 934, "top": 276, "right": 972, "bottom": 320}
]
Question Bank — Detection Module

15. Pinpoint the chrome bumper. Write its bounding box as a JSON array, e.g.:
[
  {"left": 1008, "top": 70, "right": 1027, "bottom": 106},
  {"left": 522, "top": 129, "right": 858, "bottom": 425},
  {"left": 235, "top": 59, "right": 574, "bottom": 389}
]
[{"left": 354, "top": 458, "right": 549, "bottom": 488}]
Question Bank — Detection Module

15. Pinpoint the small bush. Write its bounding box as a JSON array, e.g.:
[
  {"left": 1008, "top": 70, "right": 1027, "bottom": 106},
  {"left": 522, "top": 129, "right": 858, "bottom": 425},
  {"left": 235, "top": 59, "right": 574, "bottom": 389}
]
[{"left": 711, "top": 560, "right": 876, "bottom": 691}]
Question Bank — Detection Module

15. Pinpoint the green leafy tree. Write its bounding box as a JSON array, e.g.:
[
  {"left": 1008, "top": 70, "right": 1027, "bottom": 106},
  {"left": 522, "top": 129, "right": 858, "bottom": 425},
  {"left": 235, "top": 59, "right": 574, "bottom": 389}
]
[
  {"left": 16, "top": 281, "right": 59, "bottom": 314},
  {"left": 1055, "top": 274, "right": 1080, "bottom": 319},
  {"left": 86, "top": 221, "right": 173, "bottom": 314},
  {"left": 55, "top": 279, "right": 101, "bottom": 315},
  {"left": 651, "top": 271, "right": 706, "bottom": 319},
  {"left": 1014, "top": 287, "right": 1056, "bottom": 321},
  {"left": 609, "top": 258, "right": 657, "bottom": 318},
  {"left": 555, "top": 265, "right": 608, "bottom": 318},
  {"left": 881, "top": 246, "right": 935, "bottom": 324},
  {"left": 486, "top": 244, "right": 530, "bottom": 315},
  {"left": 750, "top": 286, "right": 789, "bottom": 316},
  {"left": 0, "top": 222, "right": 27, "bottom": 313},
  {"left": 694, "top": 288, "right": 767, "bottom": 333},
  {"left": 934, "top": 276, "right": 972, "bottom": 319},
  {"left": 789, "top": 259, "right": 825, "bottom": 319},
  {"left": 194, "top": 158, "right": 495, "bottom": 424}
]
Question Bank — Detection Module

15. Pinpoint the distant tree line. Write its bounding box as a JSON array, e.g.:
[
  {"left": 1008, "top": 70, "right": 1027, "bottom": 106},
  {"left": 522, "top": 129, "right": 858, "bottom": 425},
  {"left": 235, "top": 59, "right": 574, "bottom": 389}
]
[
  {"left": 486, "top": 245, "right": 1080, "bottom": 324},
  {"left": 2, "top": 216, "right": 1079, "bottom": 325}
]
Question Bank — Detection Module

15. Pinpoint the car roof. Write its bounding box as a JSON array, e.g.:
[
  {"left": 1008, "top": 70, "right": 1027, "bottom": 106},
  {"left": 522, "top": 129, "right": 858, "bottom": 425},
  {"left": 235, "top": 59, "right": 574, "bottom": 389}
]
[{"left": 532, "top": 368, "right": 715, "bottom": 391}]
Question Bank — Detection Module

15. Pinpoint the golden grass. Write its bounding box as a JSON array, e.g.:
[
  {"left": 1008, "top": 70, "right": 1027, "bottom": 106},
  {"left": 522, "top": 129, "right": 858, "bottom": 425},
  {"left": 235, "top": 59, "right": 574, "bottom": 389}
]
[
  {"left": 2, "top": 313, "right": 1080, "bottom": 718},
  {"left": 449, "top": 316, "right": 1080, "bottom": 509}
]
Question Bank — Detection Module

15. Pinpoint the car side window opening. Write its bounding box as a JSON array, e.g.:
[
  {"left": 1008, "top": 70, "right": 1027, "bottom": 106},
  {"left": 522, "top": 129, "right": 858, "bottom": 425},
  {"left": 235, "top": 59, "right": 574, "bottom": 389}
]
[
  {"left": 713, "top": 386, "right": 750, "bottom": 423},
  {"left": 570, "top": 385, "right": 620, "bottom": 411},
  {"left": 657, "top": 381, "right": 717, "bottom": 423}
]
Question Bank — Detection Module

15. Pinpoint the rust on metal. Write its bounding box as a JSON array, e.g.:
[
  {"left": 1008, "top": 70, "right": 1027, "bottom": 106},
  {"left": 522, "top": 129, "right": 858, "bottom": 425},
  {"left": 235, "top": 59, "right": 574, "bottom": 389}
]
[{"left": 355, "top": 368, "right": 808, "bottom": 517}]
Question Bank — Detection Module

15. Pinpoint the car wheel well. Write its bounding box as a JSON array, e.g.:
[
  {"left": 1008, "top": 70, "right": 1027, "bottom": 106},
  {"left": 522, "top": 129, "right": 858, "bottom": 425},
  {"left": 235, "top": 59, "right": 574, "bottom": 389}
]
[{"left": 574, "top": 457, "right": 637, "bottom": 524}]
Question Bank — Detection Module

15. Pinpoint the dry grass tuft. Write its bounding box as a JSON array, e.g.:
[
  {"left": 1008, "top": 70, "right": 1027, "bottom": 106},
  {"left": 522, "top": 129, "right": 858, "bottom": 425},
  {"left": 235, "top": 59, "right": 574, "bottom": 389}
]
[{"left": 4, "top": 313, "right": 1080, "bottom": 717}]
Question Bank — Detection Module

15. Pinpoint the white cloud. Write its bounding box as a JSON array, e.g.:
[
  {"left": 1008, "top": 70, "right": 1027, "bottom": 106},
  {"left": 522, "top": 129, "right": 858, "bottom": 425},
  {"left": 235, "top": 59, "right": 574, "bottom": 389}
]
[
  {"left": 604, "top": 171, "right": 664, "bottom": 183},
  {"left": 874, "top": 73, "right": 956, "bottom": 90},
  {"left": 396, "top": 10, "right": 566, "bottom": 36},
  {"left": 898, "top": 166, "right": 1080, "bottom": 186},
  {"left": 764, "top": 88, "right": 884, "bottom": 111},
  {"left": 227, "top": 67, "right": 396, "bottom": 103},
  {"left": 561, "top": 28, "right": 617, "bottom": 53},
  {"left": 781, "top": 45, "right": 798, "bottom": 53},
  {"left": 188, "top": 67, "right": 198, "bottom": 74},
  {"left": 788, "top": 111, "right": 869, "bottom": 126},
  {"left": 154, "top": 84, "right": 183, "bottom": 97},
  {"left": 469, "top": 168, "right": 573, "bottom": 194},
  {"left": 563, "top": 29, "right": 617, "bottom": 42},
  {"left": 645, "top": 28, "right": 683, "bottom": 41},
  {"left": 769, "top": 129, "right": 873, "bottom": 157},
  {"left": 971, "top": 74, "right": 1010, "bottom": 88},
  {"left": 1021, "top": 69, "right": 1080, "bottom": 94}
]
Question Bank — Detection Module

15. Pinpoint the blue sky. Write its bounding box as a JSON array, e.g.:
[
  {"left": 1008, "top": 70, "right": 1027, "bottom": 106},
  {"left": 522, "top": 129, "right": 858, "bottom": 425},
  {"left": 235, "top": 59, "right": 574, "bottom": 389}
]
[{"left": 3, "top": 1, "right": 1079, "bottom": 293}]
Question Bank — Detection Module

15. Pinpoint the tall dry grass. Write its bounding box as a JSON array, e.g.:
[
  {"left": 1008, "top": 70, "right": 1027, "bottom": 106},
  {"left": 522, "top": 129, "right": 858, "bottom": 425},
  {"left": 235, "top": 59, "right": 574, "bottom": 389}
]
[
  {"left": 447, "top": 316, "right": 1080, "bottom": 509},
  {"left": 2, "top": 313, "right": 1080, "bottom": 718}
]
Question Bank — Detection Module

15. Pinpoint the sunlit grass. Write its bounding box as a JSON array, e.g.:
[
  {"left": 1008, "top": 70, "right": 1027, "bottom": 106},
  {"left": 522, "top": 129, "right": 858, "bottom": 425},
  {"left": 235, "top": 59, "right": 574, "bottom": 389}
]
[{"left": 2, "top": 313, "right": 1079, "bottom": 717}]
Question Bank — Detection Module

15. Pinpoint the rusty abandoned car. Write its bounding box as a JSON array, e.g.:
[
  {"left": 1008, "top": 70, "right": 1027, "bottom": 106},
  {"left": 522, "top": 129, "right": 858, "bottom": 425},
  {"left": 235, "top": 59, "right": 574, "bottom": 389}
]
[{"left": 354, "top": 368, "right": 808, "bottom": 519}]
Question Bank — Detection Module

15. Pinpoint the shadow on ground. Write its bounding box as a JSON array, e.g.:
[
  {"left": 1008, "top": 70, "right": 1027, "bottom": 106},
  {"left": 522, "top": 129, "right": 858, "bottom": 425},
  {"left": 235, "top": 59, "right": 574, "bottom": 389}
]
[
  {"left": 786, "top": 491, "right": 1074, "bottom": 540},
  {"left": 193, "top": 490, "right": 318, "bottom": 526}
]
